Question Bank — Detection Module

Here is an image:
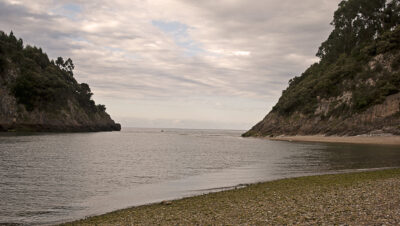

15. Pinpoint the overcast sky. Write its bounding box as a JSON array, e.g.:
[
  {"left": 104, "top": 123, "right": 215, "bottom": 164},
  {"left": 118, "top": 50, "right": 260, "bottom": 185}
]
[{"left": 0, "top": 0, "right": 341, "bottom": 130}]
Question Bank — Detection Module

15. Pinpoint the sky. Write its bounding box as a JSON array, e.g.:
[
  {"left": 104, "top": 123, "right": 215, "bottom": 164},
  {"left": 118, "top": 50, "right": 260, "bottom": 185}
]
[{"left": 0, "top": 0, "right": 342, "bottom": 130}]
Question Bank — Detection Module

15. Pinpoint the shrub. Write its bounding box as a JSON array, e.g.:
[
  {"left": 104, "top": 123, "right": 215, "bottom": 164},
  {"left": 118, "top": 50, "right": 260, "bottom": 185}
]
[
  {"left": 0, "top": 56, "right": 6, "bottom": 73},
  {"left": 0, "top": 31, "right": 100, "bottom": 113},
  {"left": 392, "top": 54, "right": 400, "bottom": 70}
]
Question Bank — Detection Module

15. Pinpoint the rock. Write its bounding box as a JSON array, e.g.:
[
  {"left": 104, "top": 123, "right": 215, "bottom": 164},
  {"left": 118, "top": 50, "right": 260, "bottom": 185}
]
[{"left": 161, "top": 201, "right": 172, "bottom": 205}]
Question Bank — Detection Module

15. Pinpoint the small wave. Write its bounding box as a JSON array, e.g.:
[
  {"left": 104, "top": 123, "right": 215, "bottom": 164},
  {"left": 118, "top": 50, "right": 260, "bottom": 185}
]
[
  {"left": 16, "top": 210, "right": 57, "bottom": 217},
  {"left": 0, "top": 223, "right": 24, "bottom": 226}
]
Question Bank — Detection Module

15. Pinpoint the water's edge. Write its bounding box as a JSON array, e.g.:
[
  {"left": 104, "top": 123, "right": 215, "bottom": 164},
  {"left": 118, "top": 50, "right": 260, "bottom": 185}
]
[{"left": 58, "top": 166, "right": 398, "bottom": 225}]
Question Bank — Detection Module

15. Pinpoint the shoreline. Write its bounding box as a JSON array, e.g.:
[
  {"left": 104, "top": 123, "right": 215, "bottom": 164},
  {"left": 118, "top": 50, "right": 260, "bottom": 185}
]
[
  {"left": 61, "top": 168, "right": 400, "bottom": 225},
  {"left": 269, "top": 135, "right": 400, "bottom": 145},
  {"left": 0, "top": 123, "right": 121, "bottom": 133}
]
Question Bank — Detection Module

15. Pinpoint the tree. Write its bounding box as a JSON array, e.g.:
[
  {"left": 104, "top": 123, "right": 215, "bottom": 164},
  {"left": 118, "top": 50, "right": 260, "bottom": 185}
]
[
  {"left": 384, "top": 0, "right": 400, "bottom": 30},
  {"left": 1, "top": 30, "right": 109, "bottom": 113},
  {"left": 97, "top": 104, "right": 106, "bottom": 112},
  {"left": 79, "top": 83, "right": 93, "bottom": 99},
  {"left": 55, "top": 57, "right": 64, "bottom": 68},
  {"left": 317, "top": 0, "right": 399, "bottom": 62},
  {"left": 9, "top": 31, "right": 16, "bottom": 44},
  {"left": 64, "top": 58, "right": 74, "bottom": 76},
  {"left": 0, "top": 55, "right": 6, "bottom": 73},
  {"left": 55, "top": 57, "right": 74, "bottom": 76}
]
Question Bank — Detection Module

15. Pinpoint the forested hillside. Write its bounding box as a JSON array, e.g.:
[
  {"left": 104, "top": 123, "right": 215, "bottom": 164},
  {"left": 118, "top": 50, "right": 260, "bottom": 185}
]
[
  {"left": 0, "top": 31, "right": 121, "bottom": 132},
  {"left": 244, "top": 0, "right": 400, "bottom": 137}
]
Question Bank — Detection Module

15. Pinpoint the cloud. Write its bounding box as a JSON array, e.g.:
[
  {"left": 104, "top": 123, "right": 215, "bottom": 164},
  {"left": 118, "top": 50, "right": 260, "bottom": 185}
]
[{"left": 0, "top": 0, "right": 341, "bottom": 129}]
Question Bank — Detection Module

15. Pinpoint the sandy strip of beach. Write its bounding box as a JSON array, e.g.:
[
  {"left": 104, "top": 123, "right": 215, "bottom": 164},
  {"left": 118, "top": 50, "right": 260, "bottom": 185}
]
[
  {"left": 61, "top": 168, "right": 400, "bottom": 225},
  {"left": 270, "top": 135, "right": 400, "bottom": 145}
]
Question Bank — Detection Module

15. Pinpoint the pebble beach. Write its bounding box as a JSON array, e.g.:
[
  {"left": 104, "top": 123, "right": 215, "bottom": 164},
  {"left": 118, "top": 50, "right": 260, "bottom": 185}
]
[{"left": 61, "top": 168, "right": 400, "bottom": 225}]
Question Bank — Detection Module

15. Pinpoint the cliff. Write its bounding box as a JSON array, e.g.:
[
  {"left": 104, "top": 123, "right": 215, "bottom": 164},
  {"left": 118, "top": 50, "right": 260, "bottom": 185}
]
[
  {"left": 244, "top": 0, "right": 400, "bottom": 137},
  {"left": 0, "top": 31, "right": 121, "bottom": 132}
]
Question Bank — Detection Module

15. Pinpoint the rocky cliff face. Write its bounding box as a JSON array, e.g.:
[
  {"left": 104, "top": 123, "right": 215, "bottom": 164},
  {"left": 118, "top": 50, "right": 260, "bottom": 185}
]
[{"left": 246, "top": 94, "right": 400, "bottom": 137}]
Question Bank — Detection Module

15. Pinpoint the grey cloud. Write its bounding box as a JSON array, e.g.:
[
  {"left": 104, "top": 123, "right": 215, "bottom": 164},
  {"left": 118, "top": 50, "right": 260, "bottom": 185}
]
[{"left": 0, "top": 0, "right": 342, "bottom": 128}]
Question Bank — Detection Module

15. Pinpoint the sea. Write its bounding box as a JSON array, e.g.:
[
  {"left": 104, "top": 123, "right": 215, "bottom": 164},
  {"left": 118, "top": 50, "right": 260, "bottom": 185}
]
[{"left": 1, "top": 128, "right": 400, "bottom": 225}]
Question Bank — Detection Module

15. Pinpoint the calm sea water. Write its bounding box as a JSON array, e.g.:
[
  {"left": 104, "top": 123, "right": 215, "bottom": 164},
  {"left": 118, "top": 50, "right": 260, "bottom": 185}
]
[{"left": 1, "top": 128, "right": 400, "bottom": 225}]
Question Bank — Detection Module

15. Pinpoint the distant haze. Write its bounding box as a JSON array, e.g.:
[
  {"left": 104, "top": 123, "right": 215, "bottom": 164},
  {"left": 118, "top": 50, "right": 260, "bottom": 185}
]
[{"left": 0, "top": 0, "right": 341, "bottom": 129}]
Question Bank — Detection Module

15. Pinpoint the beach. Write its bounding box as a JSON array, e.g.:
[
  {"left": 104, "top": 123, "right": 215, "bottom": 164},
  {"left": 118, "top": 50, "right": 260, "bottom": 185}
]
[
  {"left": 270, "top": 135, "right": 400, "bottom": 145},
  {"left": 61, "top": 168, "right": 400, "bottom": 225}
]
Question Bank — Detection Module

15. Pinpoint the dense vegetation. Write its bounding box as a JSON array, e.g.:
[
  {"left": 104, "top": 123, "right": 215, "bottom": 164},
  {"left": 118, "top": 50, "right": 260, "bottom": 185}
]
[
  {"left": 272, "top": 0, "right": 400, "bottom": 117},
  {"left": 0, "top": 31, "right": 106, "bottom": 113}
]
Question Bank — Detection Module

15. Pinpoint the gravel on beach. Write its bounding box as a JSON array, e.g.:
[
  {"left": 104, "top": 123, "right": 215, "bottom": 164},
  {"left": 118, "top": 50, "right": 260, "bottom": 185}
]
[{"left": 62, "top": 168, "right": 400, "bottom": 225}]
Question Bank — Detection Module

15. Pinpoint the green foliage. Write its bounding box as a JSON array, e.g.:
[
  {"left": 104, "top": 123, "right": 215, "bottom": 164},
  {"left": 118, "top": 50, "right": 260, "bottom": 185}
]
[
  {"left": 374, "top": 63, "right": 383, "bottom": 73},
  {"left": 0, "top": 43, "right": 6, "bottom": 73},
  {"left": 97, "top": 104, "right": 106, "bottom": 111},
  {"left": 241, "top": 130, "right": 259, "bottom": 137},
  {"left": 0, "top": 31, "right": 107, "bottom": 114},
  {"left": 352, "top": 85, "right": 377, "bottom": 111},
  {"left": 369, "top": 26, "right": 400, "bottom": 55},
  {"left": 351, "top": 74, "right": 400, "bottom": 112},
  {"left": 0, "top": 55, "right": 6, "bottom": 73},
  {"left": 55, "top": 56, "right": 75, "bottom": 76},
  {"left": 272, "top": 1, "right": 400, "bottom": 117},
  {"left": 12, "top": 71, "right": 69, "bottom": 111},
  {"left": 352, "top": 69, "right": 400, "bottom": 111},
  {"left": 351, "top": 33, "right": 400, "bottom": 111},
  {"left": 273, "top": 54, "right": 364, "bottom": 115},
  {"left": 392, "top": 54, "right": 400, "bottom": 70},
  {"left": 317, "top": 0, "right": 400, "bottom": 62}
]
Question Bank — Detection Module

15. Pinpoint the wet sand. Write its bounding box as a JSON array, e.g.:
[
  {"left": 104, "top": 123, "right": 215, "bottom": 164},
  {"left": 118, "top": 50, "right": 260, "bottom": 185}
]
[{"left": 270, "top": 135, "right": 400, "bottom": 145}]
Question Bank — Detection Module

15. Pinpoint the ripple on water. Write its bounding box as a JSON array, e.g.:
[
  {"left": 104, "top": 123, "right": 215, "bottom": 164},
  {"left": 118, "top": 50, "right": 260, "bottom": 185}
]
[{"left": 1, "top": 128, "right": 400, "bottom": 225}]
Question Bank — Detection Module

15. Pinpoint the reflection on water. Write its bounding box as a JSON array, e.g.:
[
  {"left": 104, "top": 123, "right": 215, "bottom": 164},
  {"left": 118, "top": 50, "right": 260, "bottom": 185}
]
[{"left": 0, "top": 128, "right": 399, "bottom": 225}]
